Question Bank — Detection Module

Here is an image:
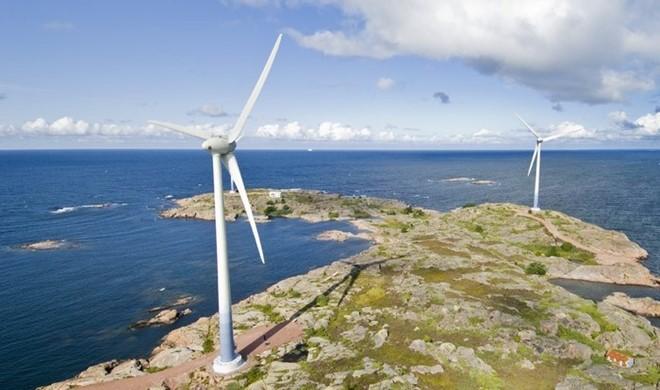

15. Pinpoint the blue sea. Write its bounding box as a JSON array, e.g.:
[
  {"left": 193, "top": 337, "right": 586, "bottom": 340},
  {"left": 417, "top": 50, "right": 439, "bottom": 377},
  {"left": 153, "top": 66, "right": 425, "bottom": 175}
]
[{"left": 0, "top": 150, "right": 658, "bottom": 389}]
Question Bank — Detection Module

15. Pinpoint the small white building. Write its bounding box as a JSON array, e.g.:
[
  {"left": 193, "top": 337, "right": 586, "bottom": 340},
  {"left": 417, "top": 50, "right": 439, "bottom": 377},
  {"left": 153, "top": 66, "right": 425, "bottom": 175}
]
[{"left": 268, "top": 191, "right": 282, "bottom": 199}]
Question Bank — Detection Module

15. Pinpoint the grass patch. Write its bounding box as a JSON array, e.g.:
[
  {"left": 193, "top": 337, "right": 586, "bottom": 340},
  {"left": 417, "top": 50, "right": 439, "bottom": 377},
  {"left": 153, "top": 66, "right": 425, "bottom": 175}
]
[
  {"left": 234, "top": 366, "right": 265, "bottom": 386},
  {"left": 624, "top": 365, "right": 660, "bottom": 385},
  {"left": 415, "top": 240, "right": 471, "bottom": 258},
  {"left": 558, "top": 325, "right": 603, "bottom": 351},
  {"left": 522, "top": 242, "right": 596, "bottom": 265},
  {"left": 327, "top": 211, "right": 339, "bottom": 219},
  {"left": 575, "top": 303, "right": 618, "bottom": 333},
  {"left": 252, "top": 304, "right": 284, "bottom": 323}
]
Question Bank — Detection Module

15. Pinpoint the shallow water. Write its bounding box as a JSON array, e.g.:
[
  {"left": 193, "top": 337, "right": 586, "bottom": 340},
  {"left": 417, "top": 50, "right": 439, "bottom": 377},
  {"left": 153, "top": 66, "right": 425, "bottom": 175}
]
[{"left": 0, "top": 149, "right": 658, "bottom": 389}]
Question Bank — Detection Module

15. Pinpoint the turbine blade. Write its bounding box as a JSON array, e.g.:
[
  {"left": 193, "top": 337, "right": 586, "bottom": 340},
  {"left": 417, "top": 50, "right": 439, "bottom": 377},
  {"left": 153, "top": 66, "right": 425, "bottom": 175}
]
[
  {"left": 147, "top": 120, "right": 208, "bottom": 140},
  {"left": 515, "top": 113, "right": 541, "bottom": 139},
  {"left": 227, "top": 34, "right": 283, "bottom": 143},
  {"left": 527, "top": 145, "right": 539, "bottom": 176},
  {"left": 222, "top": 153, "right": 265, "bottom": 264},
  {"left": 543, "top": 129, "right": 577, "bottom": 142}
]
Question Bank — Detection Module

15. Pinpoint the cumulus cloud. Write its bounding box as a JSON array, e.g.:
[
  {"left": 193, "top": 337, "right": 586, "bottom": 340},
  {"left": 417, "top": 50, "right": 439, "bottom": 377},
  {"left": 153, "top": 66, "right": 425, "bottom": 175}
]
[
  {"left": 634, "top": 112, "right": 660, "bottom": 136},
  {"left": 552, "top": 103, "right": 563, "bottom": 112},
  {"left": 0, "top": 116, "right": 229, "bottom": 137},
  {"left": 376, "top": 77, "right": 395, "bottom": 90},
  {"left": 433, "top": 91, "right": 450, "bottom": 104},
  {"left": 261, "top": 1, "right": 660, "bottom": 104},
  {"left": 187, "top": 103, "right": 228, "bottom": 117},
  {"left": 546, "top": 121, "right": 597, "bottom": 139},
  {"left": 256, "top": 121, "right": 373, "bottom": 141},
  {"left": 42, "top": 21, "right": 75, "bottom": 32}
]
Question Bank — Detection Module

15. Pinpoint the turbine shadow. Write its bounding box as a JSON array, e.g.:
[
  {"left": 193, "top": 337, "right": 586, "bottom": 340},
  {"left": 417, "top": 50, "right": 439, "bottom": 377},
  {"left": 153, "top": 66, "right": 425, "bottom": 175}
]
[{"left": 238, "top": 258, "right": 390, "bottom": 358}]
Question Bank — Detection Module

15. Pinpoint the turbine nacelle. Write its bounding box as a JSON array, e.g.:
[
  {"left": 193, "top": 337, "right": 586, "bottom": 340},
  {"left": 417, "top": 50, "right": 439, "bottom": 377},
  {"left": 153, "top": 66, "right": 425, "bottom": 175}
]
[{"left": 202, "top": 137, "right": 236, "bottom": 154}]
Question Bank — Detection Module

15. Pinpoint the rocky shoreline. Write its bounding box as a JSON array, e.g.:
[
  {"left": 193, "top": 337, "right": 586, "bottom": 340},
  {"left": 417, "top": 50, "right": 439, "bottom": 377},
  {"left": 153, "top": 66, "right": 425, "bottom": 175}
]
[{"left": 41, "top": 189, "right": 660, "bottom": 389}]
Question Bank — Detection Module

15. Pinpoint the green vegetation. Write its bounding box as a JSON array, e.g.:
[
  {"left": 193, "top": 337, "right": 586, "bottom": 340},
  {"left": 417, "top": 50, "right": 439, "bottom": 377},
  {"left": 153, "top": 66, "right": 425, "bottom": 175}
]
[
  {"left": 327, "top": 211, "right": 339, "bottom": 219},
  {"left": 575, "top": 303, "right": 618, "bottom": 333},
  {"left": 557, "top": 325, "right": 603, "bottom": 351},
  {"left": 525, "top": 262, "right": 547, "bottom": 276},
  {"left": 263, "top": 204, "right": 293, "bottom": 218},
  {"left": 314, "top": 294, "right": 330, "bottom": 307},
  {"left": 462, "top": 203, "right": 477, "bottom": 208},
  {"left": 351, "top": 209, "right": 371, "bottom": 219},
  {"left": 252, "top": 304, "right": 284, "bottom": 323},
  {"left": 234, "top": 366, "right": 266, "bottom": 386},
  {"left": 522, "top": 242, "right": 596, "bottom": 265},
  {"left": 202, "top": 322, "right": 214, "bottom": 353},
  {"left": 624, "top": 365, "right": 660, "bottom": 385}
]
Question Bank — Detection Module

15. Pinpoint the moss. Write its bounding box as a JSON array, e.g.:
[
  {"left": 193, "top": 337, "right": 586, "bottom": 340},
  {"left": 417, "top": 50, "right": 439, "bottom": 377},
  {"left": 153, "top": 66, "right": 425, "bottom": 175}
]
[
  {"left": 252, "top": 304, "right": 284, "bottom": 323},
  {"left": 558, "top": 325, "right": 603, "bottom": 351},
  {"left": 354, "top": 286, "right": 387, "bottom": 306},
  {"left": 314, "top": 294, "right": 330, "bottom": 307},
  {"left": 525, "top": 262, "right": 547, "bottom": 276},
  {"left": 415, "top": 240, "right": 471, "bottom": 258}
]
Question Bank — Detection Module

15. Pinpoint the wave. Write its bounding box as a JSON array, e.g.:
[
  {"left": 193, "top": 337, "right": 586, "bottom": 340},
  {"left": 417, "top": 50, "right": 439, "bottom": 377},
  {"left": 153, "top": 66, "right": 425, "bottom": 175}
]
[
  {"left": 50, "top": 203, "right": 127, "bottom": 214},
  {"left": 441, "top": 177, "right": 475, "bottom": 182}
]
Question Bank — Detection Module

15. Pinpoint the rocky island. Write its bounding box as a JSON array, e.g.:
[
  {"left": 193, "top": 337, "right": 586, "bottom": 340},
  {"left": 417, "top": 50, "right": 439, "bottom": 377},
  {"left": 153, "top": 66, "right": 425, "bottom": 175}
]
[{"left": 42, "top": 189, "right": 659, "bottom": 389}]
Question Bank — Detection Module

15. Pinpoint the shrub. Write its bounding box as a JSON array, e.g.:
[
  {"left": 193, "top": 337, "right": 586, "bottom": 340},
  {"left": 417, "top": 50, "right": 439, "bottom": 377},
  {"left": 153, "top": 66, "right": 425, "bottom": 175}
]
[
  {"left": 463, "top": 203, "right": 477, "bottom": 208},
  {"left": 525, "top": 262, "right": 547, "bottom": 275},
  {"left": 352, "top": 209, "right": 371, "bottom": 219},
  {"left": 412, "top": 208, "right": 425, "bottom": 218},
  {"left": 328, "top": 211, "right": 339, "bottom": 219}
]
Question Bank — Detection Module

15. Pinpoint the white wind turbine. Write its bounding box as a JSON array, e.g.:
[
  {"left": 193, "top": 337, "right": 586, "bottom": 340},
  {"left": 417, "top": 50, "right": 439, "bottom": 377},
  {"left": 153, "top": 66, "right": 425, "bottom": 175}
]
[
  {"left": 149, "top": 34, "right": 282, "bottom": 374},
  {"left": 516, "top": 114, "right": 577, "bottom": 212}
]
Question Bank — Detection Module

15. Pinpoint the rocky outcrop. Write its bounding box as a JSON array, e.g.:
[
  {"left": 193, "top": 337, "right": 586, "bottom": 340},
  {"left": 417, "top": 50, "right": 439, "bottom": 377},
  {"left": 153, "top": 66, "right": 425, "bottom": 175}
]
[
  {"left": 604, "top": 292, "right": 660, "bottom": 317},
  {"left": 131, "top": 308, "right": 191, "bottom": 328}
]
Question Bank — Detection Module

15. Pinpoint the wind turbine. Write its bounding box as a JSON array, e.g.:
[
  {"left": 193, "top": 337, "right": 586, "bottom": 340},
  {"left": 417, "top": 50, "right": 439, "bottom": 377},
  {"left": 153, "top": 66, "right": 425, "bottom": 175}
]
[
  {"left": 516, "top": 114, "right": 576, "bottom": 212},
  {"left": 149, "top": 34, "right": 282, "bottom": 374}
]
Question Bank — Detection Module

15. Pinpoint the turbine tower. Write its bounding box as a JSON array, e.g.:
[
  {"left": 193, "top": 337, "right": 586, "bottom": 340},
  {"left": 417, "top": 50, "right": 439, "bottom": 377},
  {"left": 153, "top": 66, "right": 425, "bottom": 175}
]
[
  {"left": 516, "top": 114, "right": 576, "bottom": 212},
  {"left": 149, "top": 34, "right": 282, "bottom": 374}
]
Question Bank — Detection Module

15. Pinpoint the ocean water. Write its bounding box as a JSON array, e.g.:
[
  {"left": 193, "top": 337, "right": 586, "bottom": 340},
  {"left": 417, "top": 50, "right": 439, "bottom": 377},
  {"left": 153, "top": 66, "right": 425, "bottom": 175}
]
[{"left": 0, "top": 149, "right": 658, "bottom": 389}]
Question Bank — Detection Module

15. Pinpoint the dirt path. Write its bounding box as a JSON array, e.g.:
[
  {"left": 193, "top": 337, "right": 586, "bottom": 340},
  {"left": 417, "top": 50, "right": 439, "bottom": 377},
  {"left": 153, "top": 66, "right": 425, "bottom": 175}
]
[
  {"left": 519, "top": 211, "right": 636, "bottom": 265},
  {"left": 84, "top": 321, "right": 304, "bottom": 390}
]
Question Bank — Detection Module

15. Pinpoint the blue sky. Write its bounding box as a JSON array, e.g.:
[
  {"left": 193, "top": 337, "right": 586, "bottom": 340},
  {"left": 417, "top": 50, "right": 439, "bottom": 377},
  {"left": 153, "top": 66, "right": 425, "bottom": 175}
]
[{"left": 1, "top": 0, "right": 660, "bottom": 149}]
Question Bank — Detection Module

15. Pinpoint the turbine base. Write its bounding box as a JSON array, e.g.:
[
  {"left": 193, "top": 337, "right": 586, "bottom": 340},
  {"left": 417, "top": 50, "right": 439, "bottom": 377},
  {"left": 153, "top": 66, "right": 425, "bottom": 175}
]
[
  {"left": 530, "top": 207, "right": 541, "bottom": 213},
  {"left": 212, "top": 354, "right": 245, "bottom": 375}
]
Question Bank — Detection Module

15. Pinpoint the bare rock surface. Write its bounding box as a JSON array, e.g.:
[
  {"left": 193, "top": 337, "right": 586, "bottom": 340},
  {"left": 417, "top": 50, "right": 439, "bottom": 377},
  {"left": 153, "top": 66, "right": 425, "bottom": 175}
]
[{"left": 604, "top": 292, "right": 660, "bottom": 317}]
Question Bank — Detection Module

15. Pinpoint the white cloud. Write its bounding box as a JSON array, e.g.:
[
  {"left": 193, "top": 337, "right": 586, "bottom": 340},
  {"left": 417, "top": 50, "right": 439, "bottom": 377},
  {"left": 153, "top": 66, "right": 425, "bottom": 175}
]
[
  {"left": 547, "top": 121, "right": 597, "bottom": 139},
  {"left": 256, "top": 121, "right": 373, "bottom": 141},
  {"left": 376, "top": 77, "right": 395, "bottom": 90},
  {"left": 634, "top": 112, "right": 660, "bottom": 136},
  {"left": 264, "top": 1, "right": 660, "bottom": 103},
  {"left": 0, "top": 116, "right": 230, "bottom": 137}
]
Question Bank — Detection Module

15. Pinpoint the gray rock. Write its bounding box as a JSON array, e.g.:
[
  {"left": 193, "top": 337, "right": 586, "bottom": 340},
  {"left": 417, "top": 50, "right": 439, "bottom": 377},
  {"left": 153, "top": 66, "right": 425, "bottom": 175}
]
[
  {"left": 411, "top": 364, "right": 444, "bottom": 374},
  {"left": 374, "top": 327, "right": 389, "bottom": 348},
  {"left": 149, "top": 347, "right": 194, "bottom": 369}
]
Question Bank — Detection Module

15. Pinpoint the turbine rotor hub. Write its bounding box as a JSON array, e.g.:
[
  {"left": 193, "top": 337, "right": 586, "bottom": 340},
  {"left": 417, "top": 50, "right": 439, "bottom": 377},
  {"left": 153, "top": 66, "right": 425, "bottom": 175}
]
[{"left": 202, "top": 137, "right": 236, "bottom": 154}]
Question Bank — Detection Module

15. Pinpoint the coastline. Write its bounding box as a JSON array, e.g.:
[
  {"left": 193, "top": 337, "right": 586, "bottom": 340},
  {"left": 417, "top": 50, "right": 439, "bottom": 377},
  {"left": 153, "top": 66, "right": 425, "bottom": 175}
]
[{"left": 41, "top": 189, "right": 660, "bottom": 389}]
